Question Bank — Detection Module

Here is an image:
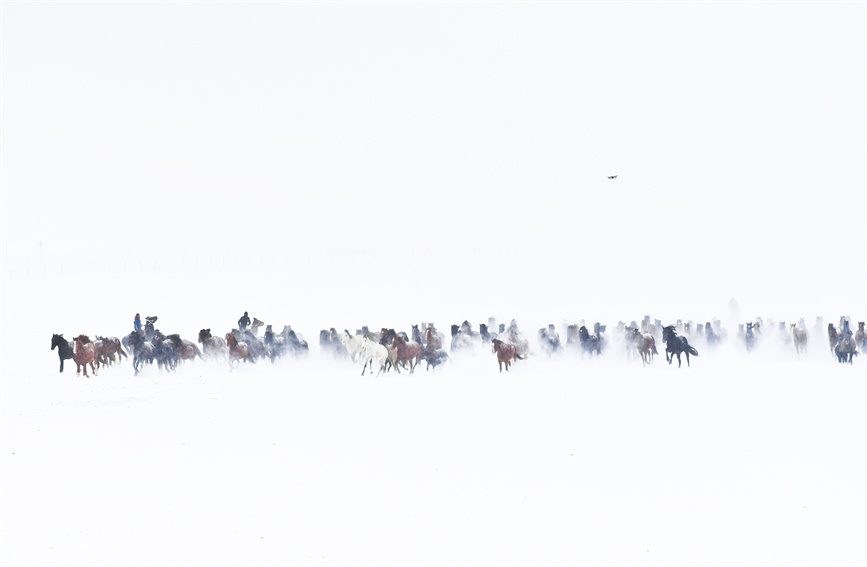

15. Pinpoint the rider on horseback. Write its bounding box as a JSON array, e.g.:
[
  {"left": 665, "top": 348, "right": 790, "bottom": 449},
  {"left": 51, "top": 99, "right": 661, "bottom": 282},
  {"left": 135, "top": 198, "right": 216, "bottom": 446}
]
[{"left": 238, "top": 312, "right": 251, "bottom": 332}]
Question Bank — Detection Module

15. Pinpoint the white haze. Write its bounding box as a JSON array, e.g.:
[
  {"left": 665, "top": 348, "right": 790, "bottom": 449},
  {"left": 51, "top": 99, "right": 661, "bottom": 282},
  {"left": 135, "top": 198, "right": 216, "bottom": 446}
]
[{"left": 2, "top": 2, "right": 866, "bottom": 566}]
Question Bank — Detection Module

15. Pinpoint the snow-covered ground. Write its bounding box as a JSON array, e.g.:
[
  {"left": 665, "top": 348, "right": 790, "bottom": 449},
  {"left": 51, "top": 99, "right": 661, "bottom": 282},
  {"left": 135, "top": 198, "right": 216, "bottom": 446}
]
[{"left": 2, "top": 265, "right": 865, "bottom": 567}]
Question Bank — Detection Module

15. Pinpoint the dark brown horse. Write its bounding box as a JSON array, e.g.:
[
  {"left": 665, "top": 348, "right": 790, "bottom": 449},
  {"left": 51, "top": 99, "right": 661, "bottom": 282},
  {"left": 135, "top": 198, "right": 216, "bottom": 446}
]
[
  {"left": 198, "top": 328, "right": 228, "bottom": 358},
  {"left": 168, "top": 334, "right": 202, "bottom": 363},
  {"left": 73, "top": 335, "right": 97, "bottom": 377},
  {"left": 492, "top": 338, "right": 521, "bottom": 372},
  {"left": 226, "top": 332, "right": 250, "bottom": 370},
  {"left": 828, "top": 324, "right": 838, "bottom": 353}
]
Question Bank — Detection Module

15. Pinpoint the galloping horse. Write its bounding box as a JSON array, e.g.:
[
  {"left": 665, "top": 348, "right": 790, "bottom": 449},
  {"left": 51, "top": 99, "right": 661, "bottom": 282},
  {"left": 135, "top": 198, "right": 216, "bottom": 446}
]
[
  {"left": 662, "top": 326, "right": 698, "bottom": 368},
  {"left": 73, "top": 335, "right": 97, "bottom": 377},
  {"left": 339, "top": 330, "right": 365, "bottom": 363},
  {"left": 424, "top": 326, "right": 444, "bottom": 353},
  {"left": 128, "top": 331, "right": 155, "bottom": 376},
  {"left": 577, "top": 326, "right": 602, "bottom": 357},
  {"left": 856, "top": 322, "right": 867, "bottom": 352},
  {"left": 492, "top": 338, "right": 521, "bottom": 372},
  {"left": 51, "top": 334, "right": 76, "bottom": 373},
  {"left": 420, "top": 349, "right": 449, "bottom": 370},
  {"left": 226, "top": 332, "right": 250, "bottom": 370},
  {"left": 391, "top": 332, "right": 422, "bottom": 374},
  {"left": 834, "top": 333, "right": 858, "bottom": 364},
  {"left": 359, "top": 334, "right": 389, "bottom": 376},
  {"left": 95, "top": 336, "right": 127, "bottom": 366},
  {"left": 627, "top": 327, "right": 658, "bottom": 366},
  {"left": 745, "top": 322, "right": 757, "bottom": 352},
  {"left": 168, "top": 334, "right": 202, "bottom": 363},
  {"left": 198, "top": 328, "right": 228, "bottom": 359},
  {"left": 828, "top": 324, "right": 839, "bottom": 353},
  {"left": 791, "top": 324, "right": 808, "bottom": 356}
]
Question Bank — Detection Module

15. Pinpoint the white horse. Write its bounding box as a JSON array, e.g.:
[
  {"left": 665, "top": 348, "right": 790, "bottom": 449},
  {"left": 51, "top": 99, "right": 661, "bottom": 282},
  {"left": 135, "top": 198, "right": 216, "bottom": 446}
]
[
  {"left": 358, "top": 335, "right": 389, "bottom": 376},
  {"left": 339, "top": 331, "right": 365, "bottom": 363}
]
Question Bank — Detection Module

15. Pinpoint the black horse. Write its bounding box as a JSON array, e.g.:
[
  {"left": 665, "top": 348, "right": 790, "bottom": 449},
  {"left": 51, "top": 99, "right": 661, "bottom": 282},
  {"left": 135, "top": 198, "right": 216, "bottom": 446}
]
[
  {"left": 745, "top": 322, "right": 758, "bottom": 352},
  {"left": 51, "top": 334, "right": 75, "bottom": 373},
  {"left": 662, "top": 325, "right": 699, "bottom": 368},
  {"left": 128, "top": 331, "right": 155, "bottom": 376},
  {"left": 577, "top": 325, "right": 603, "bottom": 356}
]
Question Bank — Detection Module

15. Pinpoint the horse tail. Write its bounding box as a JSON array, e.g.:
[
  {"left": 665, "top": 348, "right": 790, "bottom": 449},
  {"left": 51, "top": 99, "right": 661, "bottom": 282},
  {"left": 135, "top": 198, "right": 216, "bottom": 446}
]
[
  {"left": 652, "top": 345, "right": 658, "bottom": 355},
  {"left": 120, "top": 347, "right": 128, "bottom": 358},
  {"left": 687, "top": 345, "right": 699, "bottom": 356},
  {"left": 515, "top": 353, "right": 525, "bottom": 360}
]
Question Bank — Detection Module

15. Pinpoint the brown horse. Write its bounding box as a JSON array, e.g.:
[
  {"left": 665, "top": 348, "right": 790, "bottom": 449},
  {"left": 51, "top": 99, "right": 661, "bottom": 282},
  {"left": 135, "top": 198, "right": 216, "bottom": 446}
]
[
  {"left": 828, "top": 324, "right": 838, "bottom": 353},
  {"left": 96, "top": 336, "right": 127, "bottom": 366},
  {"left": 628, "top": 328, "right": 658, "bottom": 366},
  {"left": 391, "top": 332, "right": 422, "bottom": 374},
  {"left": 492, "top": 338, "right": 520, "bottom": 372},
  {"left": 73, "top": 335, "right": 97, "bottom": 377},
  {"left": 168, "top": 334, "right": 202, "bottom": 363},
  {"left": 791, "top": 324, "right": 808, "bottom": 355},
  {"left": 226, "top": 332, "right": 250, "bottom": 370},
  {"left": 424, "top": 325, "right": 443, "bottom": 352}
]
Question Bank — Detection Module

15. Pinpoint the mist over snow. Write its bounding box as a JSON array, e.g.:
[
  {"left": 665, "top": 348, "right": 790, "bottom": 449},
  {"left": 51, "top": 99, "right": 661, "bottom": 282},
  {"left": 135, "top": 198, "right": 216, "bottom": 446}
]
[{"left": 2, "top": 2, "right": 866, "bottom": 567}]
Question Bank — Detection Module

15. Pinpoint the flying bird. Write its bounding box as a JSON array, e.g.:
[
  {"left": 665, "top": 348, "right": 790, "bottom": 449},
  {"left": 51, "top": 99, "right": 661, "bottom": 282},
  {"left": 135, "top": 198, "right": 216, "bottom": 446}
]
[{"left": 607, "top": 175, "right": 618, "bottom": 179}]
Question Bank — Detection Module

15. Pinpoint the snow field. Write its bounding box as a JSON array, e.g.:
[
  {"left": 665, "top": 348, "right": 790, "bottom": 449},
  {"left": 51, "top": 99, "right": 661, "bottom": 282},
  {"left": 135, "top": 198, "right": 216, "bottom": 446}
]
[{"left": 2, "top": 348, "right": 865, "bottom": 567}]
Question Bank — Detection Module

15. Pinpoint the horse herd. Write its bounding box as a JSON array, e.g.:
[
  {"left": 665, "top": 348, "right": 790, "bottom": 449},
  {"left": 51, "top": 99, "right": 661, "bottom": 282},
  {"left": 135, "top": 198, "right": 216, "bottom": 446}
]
[{"left": 51, "top": 315, "right": 864, "bottom": 378}]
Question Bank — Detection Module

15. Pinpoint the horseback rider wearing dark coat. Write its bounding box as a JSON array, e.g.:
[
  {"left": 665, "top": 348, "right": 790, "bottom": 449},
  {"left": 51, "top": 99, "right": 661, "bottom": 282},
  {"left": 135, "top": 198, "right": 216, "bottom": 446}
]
[{"left": 238, "top": 312, "right": 251, "bottom": 332}]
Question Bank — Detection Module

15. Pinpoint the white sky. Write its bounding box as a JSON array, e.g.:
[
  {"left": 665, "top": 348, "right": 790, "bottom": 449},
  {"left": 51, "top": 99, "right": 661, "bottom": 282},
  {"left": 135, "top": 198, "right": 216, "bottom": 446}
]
[{"left": 2, "top": 2, "right": 865, "bottom": 325}]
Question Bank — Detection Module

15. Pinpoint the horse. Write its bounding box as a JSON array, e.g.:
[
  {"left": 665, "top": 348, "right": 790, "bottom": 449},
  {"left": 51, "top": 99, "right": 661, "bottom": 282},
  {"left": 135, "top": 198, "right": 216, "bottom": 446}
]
[
  {"left": 627, "top": 327, "right": 658, "bottom": 366},
  {"left": 577, "top": 325, "right": 602, "bottom": 357},
  {"left": 225, "top": 332, "right": 250, "bottom": 370},
  {"left": 167, "top": 334, "right": 202, "bottom": 363},
  {"left": 662, "top": 326, "right": 699, "bottom": 368},
  {"left": 745, "top": 322, "right": 758, "bottom": 352},
  {"left": 420, "top": 349, "right": 449, "bottom": 371},
  {"left": 424, "top": 325, "right": 444, "bottom": 353},
  {"left": 279, "top": 326, "right": 309, "bottom": 357},
  {"left": 152, "top": 332, "right": 177, "bottom": 372},
  {"left": 391, "top": 331, "right": 422, "bottom": 374},
  {"left": 91, "top": 337, "right": 107, "bottom": 368},
  {"left": 856, "top": 322, "right": 867, "bottom": 351},
  {"left": 492, "top": 338, "right": 521, "bottom": 372},
  {"left": 51, "top": 334, "right": 76, "bottom": 373},
  {"left": 828, "top": 324, "right": 838, "bottom": 353},
  {"left": 73, "top": 335, "right": 97, "bottom": 377},
  {"left": 791, "top": 324, "right": 808, "bottom": 356},
  {"left": 538, "top": 325, "right": 561, "bottom": 356},
  {"left": 834, "top": 334, "right": 858, "bottom": 364},
  {"left": 339, "top": 330, "right": 365, "bottom": 363},
  {"left": 359, "top": 334, "right": 389, "bottom": 376},
  {"left": 198, "top": 328, "right": 228, "bottom": 359},
  {"left": 450, "top": 324, "right": 476, "bottom": 352},
  {"left": 128, "top": 331, "right": 155, "bottom": 376},
  {"left": 95, "top": 336, "right": 127, "bottom": 367}
]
